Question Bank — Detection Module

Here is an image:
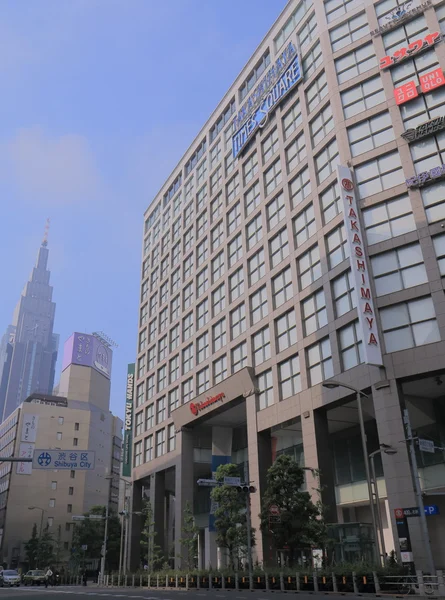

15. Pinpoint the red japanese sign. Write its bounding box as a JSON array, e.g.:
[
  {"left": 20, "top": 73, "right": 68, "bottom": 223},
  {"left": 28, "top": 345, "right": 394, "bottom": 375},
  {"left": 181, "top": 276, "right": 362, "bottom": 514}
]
[
  {"left": 394, "top": 80, "right": 419, "bottom": 105},
  {"left": 380, "top": 31, "right": 441, "bottom": 70},
  {"left": 420, "top": 67, "right": 445, "bottom": 93}
]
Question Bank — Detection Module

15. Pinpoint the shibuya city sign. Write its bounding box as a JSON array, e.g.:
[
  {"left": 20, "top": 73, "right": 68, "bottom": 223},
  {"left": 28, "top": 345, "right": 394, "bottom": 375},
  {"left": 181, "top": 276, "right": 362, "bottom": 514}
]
[
  {"left": 379, "top": 31, "right": 441, "bottom": 70},
  {"left": 402, "top": 116, "right": 445, "bottom": 142},
  {"left": 232, "top": 47, "right": 302, "bottom": 159},
  {"left": 371, "top": 1, "right": 432, "bottom": 37},
  {"left": 337, "top": 166, "right": 383, "bottom": 366},
  {"left": 190, "top": 392, "right": 225, "bottom": 417},
  {"left": 406, "top": 164, "right": 445, "bottom": 188}
]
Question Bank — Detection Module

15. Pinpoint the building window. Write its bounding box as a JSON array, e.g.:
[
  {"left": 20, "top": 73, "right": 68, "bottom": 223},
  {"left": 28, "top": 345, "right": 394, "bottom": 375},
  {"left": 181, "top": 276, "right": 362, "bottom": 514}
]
[
  {"left": 183, "top": 282, "right": 194, "bottom": 310},
  {"left": 411, "top": 133, "right": 445, "bottom": 175},
  {"left": 298, "top": 11, "right": 317, "bottom": 51},
  {"left": 315, "top": 139, "right": 339, "bottom": 184},
  {"left": 136, "top": 383, "right": 144, "bottom": 409},
  {"left": 258, "top": 369, "right": 273, "bottom": 410},
  {"left": 302, "top": 289, "right": 328, "bottom": 336},
  {"left": 158, "top": 335, "right": 167, "bottom": 361},
  {"left": 156, "top": 429, "right": 166, "bottom": 458},
  {"left": 226, "top": 174, "right": 240, "bottom": 204},
  {"left": 382, "top": 14, "right": 428, "bottom": 54},
  {"left": 70, "top": 470, "right": 75, "bottom": 479},
  {"left": 197, "top": 159, "right": 207, "bottom": 185},
  {"left": 159, "top": 307, "right": 168, "bottom": 333},
  {"left": 306, "top": 71, "right": 328, "bottom": 113},
  {"left": 399, "top": 86, "right": 445, "bottom": 130},
  {"left": 243, "top": 152, "right": 258, "bottom": 186},
  {"left": 210, "top": 166, "right": 222, "bottom": 195},
  {"left": 298, "top": 245, "right": 322, "bottom": 289},
  {"left": 170, "top": 295, "right": 180, "bottom": 321},
  {"left": 380, "top": 296, "right": 440, "bottom": 352},
  {"left": 348, "top": 112, "right": 394, "bottom": 158},
  {"left": 231, "top": 342, "right": 247, "bottom": 373},
  {"left": 362, "top": 195, "right": 416, "bottom": 245},
  {"left": 58, "top": 416, "right": 64, "bottom": 425},
  {"left": 307, "top": 337, "right": 333, "bottom": 386},
  {"left": 342, "top": 75, "right": 385, "bottom": 119},
  {"left": 230, "top": 268, "right": 244, "bottom": 302},
  {"left": 270, "top": 228, "right": 289, "bottom": 268},
  {"left": 160, "top": 256, "right": 169, "bottom": 281},
  {"left": 134, "top": 441, "right": 142, "bottom": 466},
  {"left": 197, "top": 367, "right": 210, "bottom": 394},
  {"left": 196, "top": 210, "right": 208, "bottom": 239},
  {"left": 250, "top": 286, "right": 268, "bottom": 324},
  {"left": 213, "top": 355, "right": 228, "bottom": 384},
  {"left": 157, "top": 397, "right": 166, "bottom": 424},
  {"left": 286, "top": 133, "right": 307, "bottom": 175},
  {"left": 51, "top": 481, "right": 57, "bottom": 490},
  {"left": 282, "top": 99, "right": 302, "bottom": 140},
  {"left": 182, "top": 378, "right": 193, "bottom": 404},
  {"left": 262, "top": 128, "right": 279, "bottom": 163},
  {"left": 171, "top": 242, "right": 180, "bottom": 267},
  {"left": 331, "top": 11, "right": 369, "bottom": 52},
  {"left": 324, "top": 0, "right": 362, "bottom": 22},
  {"left": 169, "top": 355, "right": 179, "bottom": 383},
  {"left": 253, "top": 327, "right": 271, "bottom": 366},
  {"left": 157, "top": 365, "right": 167, "bottom": 392},
  {"left": 168, "top": 424, "right": 176, "bottom": 452},
  {"left": 293, "top": 204, "right": 316, "bottom": 247},
  {"left": 244, "top": 181, "right": 261, "bottom": 216},
  {"left": 210, "top": 141, "right": 221, "bottom": 169},
  {"left": 211, "top": 251, "right": 225, "bottom": 283},
  {"left": 169, "top": 324, "right": 180, "bottom": 351},
  {"left": 264, "top": 160, "right": 282, "bottom": 196},
  {"left": 310, "top": 105, "right": 334, "bottom": 149},
  {"left": 279, "top": 355, "right": 301, "bottom": 400},
  {"left": 211, "top": 222, "right": 224, "bottom": 251},
  {"left": 139, "top": 329, "right": 147, "bottom": 353},
  {"left": 275, "top": 0, "right": 313, "bottom": 51},
  {"left": 65, "top": 523, "right": 70, "bottom": 532},
  {"left": 230, "top": 304, "right": 246, "bottom": 340},
  {"left": 145, "top": 346, "right": 154, "bottom": 371},
  {"left": 335, "top": 43, "right": 377, "bottom": 84},
  {"left": 272, "top": 267, "right": 293, "bottom": 308},
  {"left": 197, "top": 332, "right": 209, "bottom": 364},
  {"left": 339, "top": 320, "right": 364, "bottom": 370},
  {"left": 67, "top": 504, "right": 73, "bottom": 514},
  {"left": 213, "top": 319, "right": 226, "bottom": 352},
  {"left": 145, "top": 435, "right": 153, "bottom": 462},
  {"left": 266, "top": 192, "right": 285, "bottom": 231},
  {"left": 73, "top": 437, "right": 78, "bottom": 447},
  {"left": 239, "top": 50, "right": 271, "bottom": 101},
  {"left": 196, "top": 239, "right": 208, "bottom": 267},
  {"left": 433, "top": 234, "right": 445, "bottom": 275},
  {"left": 197, "top": 298, "right": 209, "bottom": 329},
  {"left": 196, "top": 267, "right": 209, "bottom": 298},
  {"left": 289, "top": 167, "right": 311, "bottom": 209},
  {"left": 147, "top": 375, "right": 155, "bottom": 400},
  {"left": 68, "top": 487, "right": 74, "bottom": 496},
  {"left": 149, "top": 294, "right": 158, "bottom": 316},
  {"left": 302, "top": 41, "right": 323, "bottom": 80},
  {"left": 148, "top": 319, "right": 157, "bottom": 341},
  {"left": 212, "top": 284, "right": 225, "bottom": 317},
  {"left": 145, "top": 404, "right": 154, "bottom": 430},
  {"left": 211, "top": 193, "right": 223, "bottom": 222},
  {"left": 246, "top": 214, "right": 263, "bottom": 249},
  {"left": 227, "top": 202, "right": 241, "bottom": 235},
  {"left": 49, "top": 498, "right": 55, "bottom": 508},
  {"left": 355, "top": 151, "right": 404, "bottom": 198},
  {"left": 326, "top": 224, "right": 349, "bottom": 269},
  {"left": 228, "top": 234, "right": 243, "bottom": 267},
  {"left": 169, "top": 387, "right": 179, "bottom": 413},
  {"left": 332, "top": 270, "right": 356, "bottom": 317},
  {"left": 140, "top": 304, "right": 148, "bottom": 327},
  {"left": 182, "top": 344, "right": 194, "bottom": 374},
  {"left": 371, "top": 243, "right": 428, "bottom": 296},
  {"left": 248, "top": 248, "right": 266, "bottom": 285},
  {"left": 56, "top": 432, "right": 62, "bottom": 441},
  {"left": 422, "top": 182, "right": 445, "bottom": 224},
  {"left": 276, "top": 309, "right": 298, "bottom": 352}
]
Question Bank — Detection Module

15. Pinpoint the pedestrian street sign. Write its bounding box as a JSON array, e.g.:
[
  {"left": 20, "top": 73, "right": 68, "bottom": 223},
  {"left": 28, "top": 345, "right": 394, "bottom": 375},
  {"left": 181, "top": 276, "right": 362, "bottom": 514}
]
[{"left": 32, "top": 449, "right": 95, "bottom": 470}]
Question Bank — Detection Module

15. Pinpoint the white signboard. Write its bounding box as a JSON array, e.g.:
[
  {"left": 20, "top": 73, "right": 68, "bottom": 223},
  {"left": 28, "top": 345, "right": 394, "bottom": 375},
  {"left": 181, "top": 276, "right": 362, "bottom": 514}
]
[
  {"left": 419, "top": 438, "right": 435, "bottom": 453},
  {"left": 16, "top": 443, "right": 34, "bottom": 475},
  {"left": 224, "top": 476, "right": 241, "bottom": 486},
  {"left": 32, "top": 449, "right": 95, "bottom": 470},
  {"left": 21, "top": 414, "right": 38, "bottom": 443},
  {"left": 337, "top": 165, "right": 383, "bottom": 366}
]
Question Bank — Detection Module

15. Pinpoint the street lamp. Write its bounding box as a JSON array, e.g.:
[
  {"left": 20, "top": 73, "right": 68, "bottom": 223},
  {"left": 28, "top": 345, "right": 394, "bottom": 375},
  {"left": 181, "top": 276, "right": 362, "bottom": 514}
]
[
  {"left": 28, "top": 506, "right": 45, "bottom": 568},
  {"left": 369, "top": 444, "right": 397, "bottom": 560},
  {"left": 323, "top": 380, "right": 380, "bottom": 564}
]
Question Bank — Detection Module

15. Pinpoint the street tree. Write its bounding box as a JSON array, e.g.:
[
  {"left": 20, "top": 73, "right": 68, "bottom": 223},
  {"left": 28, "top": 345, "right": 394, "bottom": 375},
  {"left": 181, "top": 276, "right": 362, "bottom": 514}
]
[
  {"left": 24, "top": 524, "right": 39, "bottom": 569},
  {"left": 211, "top": 463, "right": 255, "bottom": 571},
  {"left": 140, "top": 499, "right": 163, "bottom": 571},
  {"left": 72, "top": 506, "right": 121, "bottom": 571},
  {"left": 259, "top": 454, "right": 326, "bottom": 566},
  {"left": 39, "top": 528, "right": 55, "bottom": 568},
  {"left": 178, "top": 501, "right": 198, "bottom": 570}
]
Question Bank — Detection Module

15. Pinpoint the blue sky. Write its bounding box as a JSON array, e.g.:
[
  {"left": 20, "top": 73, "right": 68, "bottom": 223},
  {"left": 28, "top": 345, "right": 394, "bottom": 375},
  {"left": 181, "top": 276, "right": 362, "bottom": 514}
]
[{"left": 0, "top": 0, "right": 288, "bottom": 419}]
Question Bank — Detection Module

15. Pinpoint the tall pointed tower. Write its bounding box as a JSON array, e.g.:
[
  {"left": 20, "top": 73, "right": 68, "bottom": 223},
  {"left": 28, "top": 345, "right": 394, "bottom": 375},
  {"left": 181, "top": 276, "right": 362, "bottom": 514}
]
[{"left": 0, "top": 222, "right": 59, "bottom": 421}]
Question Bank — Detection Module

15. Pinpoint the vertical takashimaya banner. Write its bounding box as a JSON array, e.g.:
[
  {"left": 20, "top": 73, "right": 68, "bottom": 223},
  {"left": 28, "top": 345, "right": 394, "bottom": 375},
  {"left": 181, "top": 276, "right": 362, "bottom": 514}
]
[
  {"left": 337, "top": 165, "right": 383, "bottom": 366},
  {"left": 122, "top": 363, "right": 135, "bottom": 477}
]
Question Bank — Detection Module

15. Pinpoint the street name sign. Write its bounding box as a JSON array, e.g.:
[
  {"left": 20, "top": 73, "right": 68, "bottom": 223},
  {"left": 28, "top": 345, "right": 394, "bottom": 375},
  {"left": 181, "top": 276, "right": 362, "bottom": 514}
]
[
  {"left": 418, "top": 438, "right": 435, "bottom": 453},
  {"left": 33, "top": 449, "right": 95, "bottom": 470},
  {"left": 197, "top": 478, "right": 219, "bottom": 487},
  {"left": 224, "top": 476, "right": 241, "bottom": 486}
]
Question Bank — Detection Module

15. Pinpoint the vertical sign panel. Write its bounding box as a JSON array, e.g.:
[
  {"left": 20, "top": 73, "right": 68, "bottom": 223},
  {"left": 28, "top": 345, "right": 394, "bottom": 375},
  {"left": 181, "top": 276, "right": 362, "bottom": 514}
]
[
  {"left": 21, "top": 414, "right": 39, "bottom": 443},
  {"left": 122, "top": 363, "right": 135, "bottom": 477},
  {"left": 16, "top": 443, "right": 34, "bottom": 475},
  {"left": 337, "top": 166, "right": 383, "bottom": 366}
]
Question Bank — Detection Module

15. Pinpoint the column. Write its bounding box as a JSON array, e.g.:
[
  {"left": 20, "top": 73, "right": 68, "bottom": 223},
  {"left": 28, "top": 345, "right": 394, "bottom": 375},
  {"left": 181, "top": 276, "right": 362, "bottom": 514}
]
[
  {"left": 150, "top": 471, "right": 166, "bottom": 559},
  {"left": 128, "top": 480, "right": 143, "bottom": 571},
  {"left": 204, "top": 527, "right": 218, "bottom": 569},
  {"left": 372, "top": 381, "right": 428, "bottom": 570},
  {"left": 174, "top": 429, "right": 194, "bottom": 569}
]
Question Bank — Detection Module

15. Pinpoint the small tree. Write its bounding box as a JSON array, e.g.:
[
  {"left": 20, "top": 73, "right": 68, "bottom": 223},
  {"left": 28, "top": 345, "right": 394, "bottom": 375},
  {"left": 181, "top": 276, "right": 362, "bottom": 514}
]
[
  {"left": 39, "top": 528, "right": 55, "bottom": 568},
  {"left": 260, "top": 454, "right": 326, "bottom": 566},
  {"left": 140, "top": 499, "right": 163, "bottom": 571},
  {"left": 72, "top": 505, "right": 121, "bottom": 571},
  {"left": 25, "top": 524, "right": 39, "bottom": 569},
  {"left": 178, "top": 501, "right": 198, "bottom": 570},
  {"left": 211, "top": 463, "right": 254, "bottom": 571}
]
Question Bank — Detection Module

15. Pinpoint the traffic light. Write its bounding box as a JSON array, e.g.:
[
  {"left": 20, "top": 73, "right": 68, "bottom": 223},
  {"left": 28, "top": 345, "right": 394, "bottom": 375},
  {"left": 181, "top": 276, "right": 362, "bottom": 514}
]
[{"left": 237, "top": 485, "right": 256, "bottom": 493}]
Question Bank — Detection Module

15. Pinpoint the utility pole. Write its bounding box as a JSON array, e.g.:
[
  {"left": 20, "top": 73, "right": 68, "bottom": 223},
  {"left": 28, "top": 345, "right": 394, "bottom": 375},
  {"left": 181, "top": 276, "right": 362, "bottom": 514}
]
[
  {"left": 245, "top": 490, "right": 253, "bottom": 587},
  {"left": 403, "top": 409, "right": 435, "bottom": 575},
  {"left": 99, "top": 503, "right": 109, "bottom": 583}
]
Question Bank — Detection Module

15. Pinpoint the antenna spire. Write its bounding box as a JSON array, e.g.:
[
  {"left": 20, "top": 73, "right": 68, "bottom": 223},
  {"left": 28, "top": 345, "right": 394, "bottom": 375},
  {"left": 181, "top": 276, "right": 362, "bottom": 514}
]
[{"left": 42, "top": 218, "right": 50, "bottom": 247}]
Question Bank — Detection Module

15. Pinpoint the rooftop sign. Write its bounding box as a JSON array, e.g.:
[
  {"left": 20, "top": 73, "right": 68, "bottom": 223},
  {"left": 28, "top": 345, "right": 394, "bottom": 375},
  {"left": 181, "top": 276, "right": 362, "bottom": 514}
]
[{"left": 371, "top": 1, "right": 432, "bottom": 37}]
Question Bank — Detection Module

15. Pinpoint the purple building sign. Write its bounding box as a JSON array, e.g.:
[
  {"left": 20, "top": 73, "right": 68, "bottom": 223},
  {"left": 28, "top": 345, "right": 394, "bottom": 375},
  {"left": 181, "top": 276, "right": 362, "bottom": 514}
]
[{"left": 62, "top": 332, "right": 113, "bottom": 379}]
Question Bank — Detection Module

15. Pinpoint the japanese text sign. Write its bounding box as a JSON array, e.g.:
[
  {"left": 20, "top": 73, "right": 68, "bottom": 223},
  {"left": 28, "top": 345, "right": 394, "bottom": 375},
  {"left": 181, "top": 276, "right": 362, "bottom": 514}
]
[
  {"left": 380, "top": 31, "right": 441, "bottom": 70},
  {"left": 394, "top": 80, "right": 419, "bottom": 105}
]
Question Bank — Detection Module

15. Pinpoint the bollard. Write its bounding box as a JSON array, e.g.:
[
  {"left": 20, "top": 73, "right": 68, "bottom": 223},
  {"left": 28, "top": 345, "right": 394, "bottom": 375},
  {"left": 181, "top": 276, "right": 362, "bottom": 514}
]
[
  {"left": 352, "top": 572, "right": 359, "bottom": 595},
  {"left": 313, "top": 572, "right": 319, "bottom": 593},
  {"left": 332, "top": 573, "right": 338, "bottom": 593},
  {"left": 235, "top": 573, "right": 239, "bottom": 591},
  {"left": 165, "top": 575, "right": 168, "bottom": 588},
  {"left": 373, "top": 571, "right": 380, "bottom": 594},
  {"left": 249, "top": 573, "right": 253, "bottom": 591},
  {"left": 296, "top": 572, "right": 300, "bottom": 592},
  {"left": 222, "top": 575, "right": 226, "bottom": 590},
  {"left": 186, "top": 574, "right": 189, "bottom": 591},
  {"left": 132, "top": 574, "right": 135, "bottom": 587},
  {"left": 148, "top": 574, "right": 151, "bottom": 588},
  {"left": 437, "top": 570, "right": 445, "bottom": 596},
  {"left": 416, "top": 570, "right": 425, "bottom": 597},
  {"left": 280, "top": 573, "right": 284, "bottom": 592},
  {"left": 197, "top": 575, "right": 201, "bottom": 590}
]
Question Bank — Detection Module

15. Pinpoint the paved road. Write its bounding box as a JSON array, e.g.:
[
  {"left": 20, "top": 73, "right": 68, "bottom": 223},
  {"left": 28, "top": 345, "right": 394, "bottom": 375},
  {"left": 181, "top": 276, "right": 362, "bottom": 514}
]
[{"left": 0, "top": 585, "right": 398, "bottom": 600}]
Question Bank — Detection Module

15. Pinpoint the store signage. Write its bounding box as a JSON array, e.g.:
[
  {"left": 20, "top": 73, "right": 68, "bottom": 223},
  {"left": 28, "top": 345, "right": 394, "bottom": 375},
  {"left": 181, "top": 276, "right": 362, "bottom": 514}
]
[
  {"left": 190, "top": 392, "right": 225, "bottom": 416},
  {"left": 395, "top": 505, "right": 440, "bottom": 517},
  {"left": 402, "top": 116, "right": 445, "bottom": 142},
  {"left": 337, "top": 165, "right": 383, "bottom": 366},
  {"left": 122, "top": 363, "right": 135, "bottom": 477},
  {"left": 406, "top": 164, "right": 445, "bottom": 188},
  {"left": 394, "top": 80, "right": 419, "bottom": 105},
  {"left": 371, "top": 1, "right": 432, "bottom": 37},
  {"left": 379, "top": 31, "right": 441, "bottom": 70},
  {"left": 232, "top": 54, "right": 302, "bottom": 159},
  {"left": 420, "top": 67, "right": 445, "bottom": 93}
]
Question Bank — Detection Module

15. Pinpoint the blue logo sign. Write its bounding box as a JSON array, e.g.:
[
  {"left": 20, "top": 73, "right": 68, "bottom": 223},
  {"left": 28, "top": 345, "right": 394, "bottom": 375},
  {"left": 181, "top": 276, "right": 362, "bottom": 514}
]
[
  {"left": 37, "top": 452, "right": 52, "bottom": 467},
  {"left": 425, "top": 504, "right": 439, "bottom": 516},
  {"left": 232, "top": 55, "right": 302, "bottom": 159}
]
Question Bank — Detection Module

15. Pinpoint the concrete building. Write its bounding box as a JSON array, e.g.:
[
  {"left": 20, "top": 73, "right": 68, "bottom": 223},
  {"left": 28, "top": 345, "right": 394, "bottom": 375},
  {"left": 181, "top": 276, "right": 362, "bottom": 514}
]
[
  {"left": 0, "top": 235, "right": 59, "bottom": 422},
  {"left": 0, "top": 332, "right": 122, "bottom": 569},
  {"left": 131, "top": 0, "right": 445, "bottom": 571}
]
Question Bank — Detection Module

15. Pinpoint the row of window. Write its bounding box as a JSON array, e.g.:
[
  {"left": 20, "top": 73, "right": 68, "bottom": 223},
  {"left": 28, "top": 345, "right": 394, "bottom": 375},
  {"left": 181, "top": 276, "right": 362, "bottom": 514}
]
[{"left": 134, "top": 423, "right": 176, "bottom": 466}]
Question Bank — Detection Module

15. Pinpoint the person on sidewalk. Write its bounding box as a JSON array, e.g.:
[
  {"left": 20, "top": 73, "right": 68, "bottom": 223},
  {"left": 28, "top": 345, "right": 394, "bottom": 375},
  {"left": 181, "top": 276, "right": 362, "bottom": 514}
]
[{"left": 44, "top": 567, "right": 53, "bottom": 588}]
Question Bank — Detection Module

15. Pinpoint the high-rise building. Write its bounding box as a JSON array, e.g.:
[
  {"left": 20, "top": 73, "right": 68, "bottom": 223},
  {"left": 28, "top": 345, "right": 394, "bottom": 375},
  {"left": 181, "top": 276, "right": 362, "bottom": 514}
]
[
  {"left": 131, "top": 0, "right": 445, "bottom": 571},
  {"left": 0, "top": 236, "right": 59, "bottom": 421},
  {"left": 0, "top": 332, "right": 122, "bottom": 569}
]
